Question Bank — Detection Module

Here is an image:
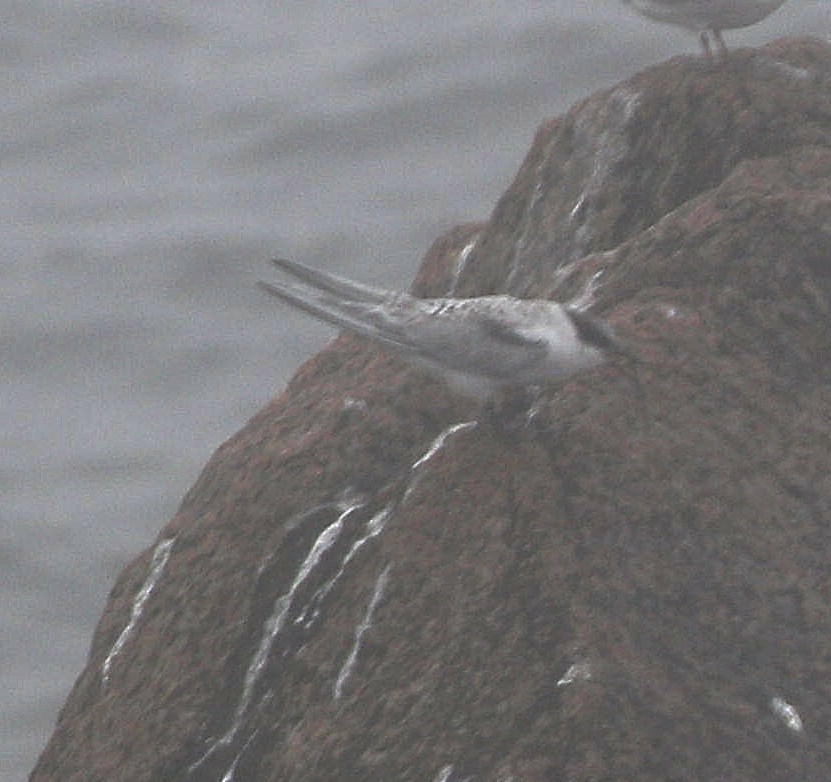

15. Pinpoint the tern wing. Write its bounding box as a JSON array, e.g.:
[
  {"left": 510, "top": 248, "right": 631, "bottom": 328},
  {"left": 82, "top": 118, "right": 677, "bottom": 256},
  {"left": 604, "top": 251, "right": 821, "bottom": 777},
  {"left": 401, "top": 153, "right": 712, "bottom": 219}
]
[
  {"left": 477, "top": 312, "right": 548, "bottom": 348},
  {"left": 404, "top": 306, "right": 550, "bottom": 380},
  {"left": 256, "top": 279, "right": 418, "bottom": 351},
  {"left": 258, "top": 274, "right": 551, "bottom": 381},
  {"left": 268, "top": 258, "right": 390, "bottom": 304}
]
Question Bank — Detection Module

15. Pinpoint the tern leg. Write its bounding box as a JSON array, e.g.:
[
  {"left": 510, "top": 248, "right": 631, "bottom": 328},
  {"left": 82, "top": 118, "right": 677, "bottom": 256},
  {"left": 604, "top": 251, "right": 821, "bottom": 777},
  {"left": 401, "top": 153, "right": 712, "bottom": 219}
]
[
  {"left": 699, "top": 31, "right": 713, "bottom": 59},
  {"left": 713, "top": 29, "right": 728, "bottom": 59},
  {"left": 480, "top": 386, "right": 540, "bottom": 441}
]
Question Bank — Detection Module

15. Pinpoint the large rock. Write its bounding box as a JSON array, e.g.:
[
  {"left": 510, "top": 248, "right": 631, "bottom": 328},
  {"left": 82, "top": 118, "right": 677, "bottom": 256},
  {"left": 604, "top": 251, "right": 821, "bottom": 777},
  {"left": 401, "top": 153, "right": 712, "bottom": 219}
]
[{"left": 32, "top": 38, "right": 831, "bottom": 781}]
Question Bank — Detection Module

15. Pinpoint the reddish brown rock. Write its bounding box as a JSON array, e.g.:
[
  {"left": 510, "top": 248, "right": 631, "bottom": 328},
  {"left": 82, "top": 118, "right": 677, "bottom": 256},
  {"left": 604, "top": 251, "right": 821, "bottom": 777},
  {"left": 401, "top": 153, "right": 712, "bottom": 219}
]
[{"left": 32, "top": 38, "right": 831, "bottom": 782}]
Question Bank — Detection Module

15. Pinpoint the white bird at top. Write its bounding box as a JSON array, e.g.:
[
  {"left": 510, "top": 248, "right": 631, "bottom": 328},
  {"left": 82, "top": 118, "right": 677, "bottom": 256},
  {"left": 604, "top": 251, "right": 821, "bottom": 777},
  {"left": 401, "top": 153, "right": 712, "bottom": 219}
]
[{"left": 623, "top": 0, "right": 789, "bottom": 57}]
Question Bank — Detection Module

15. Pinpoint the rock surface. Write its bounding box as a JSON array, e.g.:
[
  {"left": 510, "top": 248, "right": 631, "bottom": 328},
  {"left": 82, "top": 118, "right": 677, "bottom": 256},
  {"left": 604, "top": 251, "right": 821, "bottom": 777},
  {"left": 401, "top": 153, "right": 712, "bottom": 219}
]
[{"left": 32, "top": 38, "right": 831, "bottom": 782}]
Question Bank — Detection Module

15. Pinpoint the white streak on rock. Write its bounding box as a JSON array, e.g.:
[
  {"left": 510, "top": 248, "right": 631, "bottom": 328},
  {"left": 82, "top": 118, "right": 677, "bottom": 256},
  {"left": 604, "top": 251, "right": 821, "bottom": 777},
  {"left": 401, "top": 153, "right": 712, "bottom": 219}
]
[
  {"left": 433, "top": 765, "right": 454, "bottom": 782},
  {"left": 333, "top": 565, "right": 391, "bottom": 699},
  {"left": 449, "top": 235, "right": 479, "bottom": 293},
  {"left": 568, "top": 194, "right": 587, "bottom": 222},
  {"left": 556, "top": 661, "right": 592, "bottom": 688},
  {"left": 101, "top": 537, "right": 174, "bottom": 689},
  {"left": 238, "top": 504, "right": 357, "bottom": 721},
  {"left": 404, "top": 421, "right": 477, "bottom": 503},
  {"left": 568, "top": 86, "right": 640, "bottom": 259},
  {"left": 567, "top": 269, "right": 604, "bottom": 312},
  {"left": 192, "top": 502, "right": 360, "bottom": 771},
  {"left": 295, "top": 505, "right": 392, "bottom": 629},
  {"left": 770, "top": 695, "right": 804, "bottom": 734},
  {"left": 219, "top": 729, "right": 258, "bottom": 782}
]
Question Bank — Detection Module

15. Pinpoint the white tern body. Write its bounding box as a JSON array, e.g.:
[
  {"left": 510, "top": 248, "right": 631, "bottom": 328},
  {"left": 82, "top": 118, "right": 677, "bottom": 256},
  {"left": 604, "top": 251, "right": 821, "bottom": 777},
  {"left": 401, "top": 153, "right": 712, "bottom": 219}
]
[{"left": 258, "top": 259, "right": 623, "bottom": 401}]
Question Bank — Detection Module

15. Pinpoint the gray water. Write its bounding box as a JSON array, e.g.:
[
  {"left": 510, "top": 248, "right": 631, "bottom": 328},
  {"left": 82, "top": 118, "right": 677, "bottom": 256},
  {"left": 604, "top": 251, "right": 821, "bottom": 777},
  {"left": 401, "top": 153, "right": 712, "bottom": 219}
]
[{"left": 2, "top": 2, "right": 821, "bottom": 778}]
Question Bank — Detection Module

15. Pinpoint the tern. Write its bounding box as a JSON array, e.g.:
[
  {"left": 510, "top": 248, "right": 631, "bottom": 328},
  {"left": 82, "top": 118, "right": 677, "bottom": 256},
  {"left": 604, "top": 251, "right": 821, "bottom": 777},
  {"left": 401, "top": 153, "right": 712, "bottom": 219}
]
[{"left": 257, "top": 258, "right": 628, "bottom": 402}]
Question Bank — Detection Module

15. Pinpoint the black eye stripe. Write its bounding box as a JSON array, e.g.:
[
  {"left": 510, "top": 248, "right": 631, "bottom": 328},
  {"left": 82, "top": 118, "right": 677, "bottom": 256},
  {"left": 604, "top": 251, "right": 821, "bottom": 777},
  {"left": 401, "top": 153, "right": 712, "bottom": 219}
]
[{"left": 565, "top": 310, "right": 616, "bottom": 351}]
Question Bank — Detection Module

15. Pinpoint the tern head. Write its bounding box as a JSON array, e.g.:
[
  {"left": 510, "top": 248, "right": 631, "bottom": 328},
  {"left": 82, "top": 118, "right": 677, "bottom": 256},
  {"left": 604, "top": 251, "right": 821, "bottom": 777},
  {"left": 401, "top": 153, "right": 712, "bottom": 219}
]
[{"left": 565, "top": 308, "right": 634, "bottom": 361}]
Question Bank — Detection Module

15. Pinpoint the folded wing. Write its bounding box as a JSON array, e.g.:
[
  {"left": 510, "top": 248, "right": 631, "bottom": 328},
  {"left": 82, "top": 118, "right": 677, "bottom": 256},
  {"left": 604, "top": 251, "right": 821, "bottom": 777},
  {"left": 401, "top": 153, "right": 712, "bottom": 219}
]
[{"left": 257, "top": 262, "right": 550, "bottom": 381}]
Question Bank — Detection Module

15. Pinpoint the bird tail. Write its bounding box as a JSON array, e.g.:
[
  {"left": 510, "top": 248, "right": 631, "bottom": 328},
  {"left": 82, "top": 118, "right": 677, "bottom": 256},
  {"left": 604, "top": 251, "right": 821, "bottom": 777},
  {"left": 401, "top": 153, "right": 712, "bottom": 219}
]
[
  {"left": 268, "top": 258, "right": 389, "bottom": 304},
  {"left": 256, "top": 260, "right": 410, "bottom": 349}
]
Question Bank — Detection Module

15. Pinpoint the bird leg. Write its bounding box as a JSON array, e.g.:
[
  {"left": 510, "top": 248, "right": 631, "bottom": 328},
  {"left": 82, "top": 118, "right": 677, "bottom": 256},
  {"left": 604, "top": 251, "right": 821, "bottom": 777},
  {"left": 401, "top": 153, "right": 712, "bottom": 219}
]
[
  {"left": 480, "top": 387, "right": 540, "bottom": 441},
  {"left": 713, "top": 29, "right": 728, "bottom": 59},
  {"left": 699, "top": 30, "right": 713, "bottom": 59}
]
